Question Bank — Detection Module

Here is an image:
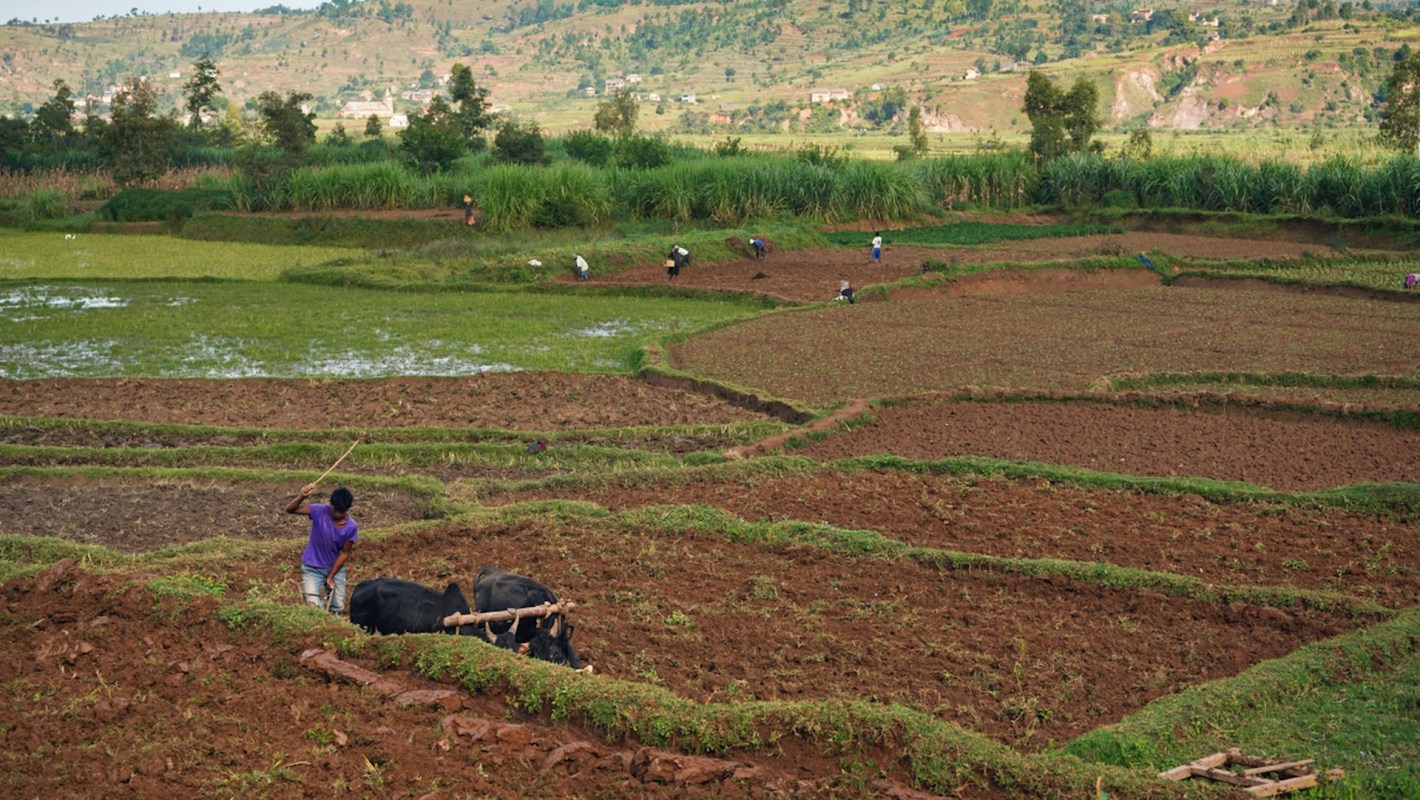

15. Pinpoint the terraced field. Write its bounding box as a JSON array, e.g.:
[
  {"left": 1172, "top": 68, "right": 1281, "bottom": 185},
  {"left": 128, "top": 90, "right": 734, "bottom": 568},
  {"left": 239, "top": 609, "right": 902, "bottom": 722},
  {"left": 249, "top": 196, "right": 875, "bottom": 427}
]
[{"left": 3, "top": 223, "right": 1418, "bottom": 799}]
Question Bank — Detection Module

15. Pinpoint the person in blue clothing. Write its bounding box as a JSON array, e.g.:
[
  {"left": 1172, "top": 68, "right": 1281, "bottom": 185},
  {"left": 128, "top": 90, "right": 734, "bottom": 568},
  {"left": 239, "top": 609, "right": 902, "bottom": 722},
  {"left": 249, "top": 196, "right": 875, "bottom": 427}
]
[
  {"left": 749, "top": 237, "right": 767, "bottom": 258},
  {"left": 286, "top": 484, "right": 358, "bottom": 614},
  {"left": 869, "top": 232, "right": 883, "bottom": 263}
]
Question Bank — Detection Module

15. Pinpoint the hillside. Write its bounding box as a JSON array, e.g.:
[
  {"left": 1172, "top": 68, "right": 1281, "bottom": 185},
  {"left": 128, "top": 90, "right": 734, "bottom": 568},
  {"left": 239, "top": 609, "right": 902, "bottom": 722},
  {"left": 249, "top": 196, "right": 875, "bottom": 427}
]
[{"left": 1, "top": 0, "right": 1416, "bottom": 137}]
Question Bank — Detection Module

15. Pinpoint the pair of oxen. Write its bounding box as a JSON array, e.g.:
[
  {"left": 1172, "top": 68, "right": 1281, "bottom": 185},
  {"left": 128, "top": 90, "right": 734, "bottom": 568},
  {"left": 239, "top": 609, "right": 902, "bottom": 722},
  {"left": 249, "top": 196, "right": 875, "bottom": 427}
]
[{"left": 350, "top": 565, "right": 582, "bottom": 669}]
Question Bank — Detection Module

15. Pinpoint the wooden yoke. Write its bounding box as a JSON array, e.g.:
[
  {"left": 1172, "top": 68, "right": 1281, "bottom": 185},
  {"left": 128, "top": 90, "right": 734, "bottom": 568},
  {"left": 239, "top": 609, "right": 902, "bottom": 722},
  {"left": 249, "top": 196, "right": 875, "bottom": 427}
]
[{"left": 442, "top": 600, "right": 577, "bottom": 630}]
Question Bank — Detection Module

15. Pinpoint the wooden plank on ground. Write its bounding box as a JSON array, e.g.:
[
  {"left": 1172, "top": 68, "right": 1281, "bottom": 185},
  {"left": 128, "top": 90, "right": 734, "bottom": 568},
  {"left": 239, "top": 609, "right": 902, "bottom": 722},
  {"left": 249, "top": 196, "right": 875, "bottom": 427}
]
[
  {"left": 1190, "top": 766, "right": 1271, "bottom": 788},
  {"left": 1245, "top": 775, "right": 1319, "bottom": 797},
  {"left": 1161, "top": 752, "right": 1228, "bottom": 780},
  {"left": 1242, "top": 759, "right": 1315, "bottom": 776}
]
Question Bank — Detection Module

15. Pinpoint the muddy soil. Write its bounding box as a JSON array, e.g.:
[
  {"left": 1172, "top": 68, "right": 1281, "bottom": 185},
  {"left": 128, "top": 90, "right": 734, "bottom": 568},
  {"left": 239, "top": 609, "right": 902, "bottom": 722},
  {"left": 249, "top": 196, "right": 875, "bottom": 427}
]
[
  {"left": 343, "top": 521, "right": 1356, "bottom": 752},
  {"left": 0, "top": 476, "right": 431, "bottom": 553},
  {"left": 0, "top": 374, "right": 768, "bottom": 430},
  {"left": 1, "top": 560, "right": 909, "bottom": 800},
  {"left": 787, "top": 399, "right": 1420, "bottom": 492},
  {"left": 572, "top": 233, "right": 1341, "bottom": 303},
  {"left": 481, "top": 471, "right": 1420, "bottom": 608}
]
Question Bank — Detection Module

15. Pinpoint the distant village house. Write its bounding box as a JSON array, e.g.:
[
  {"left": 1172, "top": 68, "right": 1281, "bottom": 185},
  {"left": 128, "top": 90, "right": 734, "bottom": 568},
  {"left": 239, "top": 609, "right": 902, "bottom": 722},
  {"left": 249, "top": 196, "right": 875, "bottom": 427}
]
[
  {"left": 809, "top": 87, "right": 850, "bottom": 103},
  {"left": 339, "top": 89, "right": 396, "bottom": 120}
]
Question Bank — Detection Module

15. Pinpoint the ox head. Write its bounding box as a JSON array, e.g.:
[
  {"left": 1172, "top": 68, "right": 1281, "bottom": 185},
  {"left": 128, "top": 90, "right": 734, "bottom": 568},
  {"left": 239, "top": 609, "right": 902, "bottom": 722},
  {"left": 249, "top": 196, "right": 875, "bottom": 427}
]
[{"left": 527, "top": 616, "right": 581, "bottom": 669}]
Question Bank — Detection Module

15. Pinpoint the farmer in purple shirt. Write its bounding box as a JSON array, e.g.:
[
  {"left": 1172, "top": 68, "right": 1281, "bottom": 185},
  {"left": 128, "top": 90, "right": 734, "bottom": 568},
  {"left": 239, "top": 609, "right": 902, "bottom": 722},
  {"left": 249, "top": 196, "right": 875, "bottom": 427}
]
[{"left": 286, "top": 484, "right": 358, "bottom": 614}]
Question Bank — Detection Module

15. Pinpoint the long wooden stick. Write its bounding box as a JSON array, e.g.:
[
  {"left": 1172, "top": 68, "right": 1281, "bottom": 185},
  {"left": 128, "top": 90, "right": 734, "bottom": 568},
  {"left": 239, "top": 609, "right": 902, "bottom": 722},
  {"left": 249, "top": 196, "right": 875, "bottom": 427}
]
[
  {"left": 312, "top": 437, "right": 363, "bottom": 488},
  {"left": 442, "top": 600, "right": 577, "bottom": 630}
]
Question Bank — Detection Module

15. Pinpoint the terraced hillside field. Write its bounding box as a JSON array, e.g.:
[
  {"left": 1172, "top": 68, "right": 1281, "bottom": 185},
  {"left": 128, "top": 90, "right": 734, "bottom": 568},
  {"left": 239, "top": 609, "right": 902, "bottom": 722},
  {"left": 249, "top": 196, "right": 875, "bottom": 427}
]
[{"left": 3, "top": 223, "right": 1418, "bottom": 799}]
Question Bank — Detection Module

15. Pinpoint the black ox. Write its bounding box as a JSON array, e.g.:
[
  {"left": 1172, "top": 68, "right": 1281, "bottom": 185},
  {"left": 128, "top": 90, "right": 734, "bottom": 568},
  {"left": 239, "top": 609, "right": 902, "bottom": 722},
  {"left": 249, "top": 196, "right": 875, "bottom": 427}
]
[
  {"left": 474, "top": 565, "right": 581, "bottom": 669},
  {"left": 349, "top": 579, "right": 486, "bottom": 636},
  {"left": 347, "top": 568, "right": 580, "bottom": 669}
]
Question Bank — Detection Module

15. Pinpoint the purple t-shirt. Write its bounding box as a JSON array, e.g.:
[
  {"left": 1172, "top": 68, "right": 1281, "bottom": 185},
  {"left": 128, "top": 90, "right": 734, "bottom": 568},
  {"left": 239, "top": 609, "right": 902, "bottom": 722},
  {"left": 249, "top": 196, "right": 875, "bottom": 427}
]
[{"left": 301, "top": 503, "right": 358, "bottom": 570}]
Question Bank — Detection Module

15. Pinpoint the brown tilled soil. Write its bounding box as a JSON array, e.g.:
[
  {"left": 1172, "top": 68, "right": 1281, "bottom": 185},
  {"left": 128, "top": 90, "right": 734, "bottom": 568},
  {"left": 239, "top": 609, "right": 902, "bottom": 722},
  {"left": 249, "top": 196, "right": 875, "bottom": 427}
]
[
  {"left": 0, "top": 477, "right": 431, "bottom": 553},
  {"left": 0, "top": 374, "right": 767, "bottom": 430},
  {"left": 570, "top": 233, "right": 1343, "bottom": 303},
  {"left": 668, "top": 283, "right": 1420, "bottom": 407},
  {"left": 786, "top": 399, "right": 1420, "bottom": 492},
  {"left": 0, "top": 506, "right": 1366, "bottom": 784},
  {"left": 480, "top": 471, "right": 1420, "bottom": 608},
  {"left": 310, "top": 521, "right": 1358, "bottom": 752},
  {"left": 2, "top": 560, "right": 913, "bottom": 800}
]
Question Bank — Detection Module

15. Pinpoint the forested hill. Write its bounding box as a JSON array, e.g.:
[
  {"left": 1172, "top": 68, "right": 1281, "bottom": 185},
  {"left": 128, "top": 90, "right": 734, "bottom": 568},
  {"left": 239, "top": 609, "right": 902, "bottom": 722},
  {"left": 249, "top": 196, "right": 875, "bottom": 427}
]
[{"left": 2, "top": 0, "right": 1417, "bottom": 134}]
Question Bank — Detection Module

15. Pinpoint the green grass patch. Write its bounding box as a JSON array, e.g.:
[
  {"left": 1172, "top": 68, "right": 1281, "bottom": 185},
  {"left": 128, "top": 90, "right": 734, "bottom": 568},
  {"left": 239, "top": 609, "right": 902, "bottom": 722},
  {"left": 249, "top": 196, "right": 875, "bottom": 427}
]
[
  {"left": 823, "top": 221, "right": 1122, "bottom": 247},
  {"left": 1172, "top": 255, "right": 1420, "bottom": 294},
  {"left": 0, "top": 440, "right": 683, "bottom": 476},
  {"left": 147, "top": 572, "right": 228, "bottom": 601},
  {"left": 0, "top": 229, "right": 359, "bottom": 281},
  {"left": 1064, "top": 607, "right": 1420, "bottom": 798},
  {"left": 179, "top": 212, "right": 461, "bottom": 249},
  {"left": 0, "top": 280, "right": 765, "bottom": 378},
  {"left": 0, "top": 415, "right": 786, "bottom": 449},
  {"left": 280, "top": 220, "right": 825, "bottom": 286}
]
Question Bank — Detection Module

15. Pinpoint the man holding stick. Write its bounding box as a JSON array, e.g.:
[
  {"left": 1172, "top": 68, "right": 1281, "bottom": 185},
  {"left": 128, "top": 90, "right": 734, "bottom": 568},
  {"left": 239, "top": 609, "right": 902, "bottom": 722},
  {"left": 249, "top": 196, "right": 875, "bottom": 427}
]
[{"left": 287, "top": 482, "right": 359, "bottom": 615}]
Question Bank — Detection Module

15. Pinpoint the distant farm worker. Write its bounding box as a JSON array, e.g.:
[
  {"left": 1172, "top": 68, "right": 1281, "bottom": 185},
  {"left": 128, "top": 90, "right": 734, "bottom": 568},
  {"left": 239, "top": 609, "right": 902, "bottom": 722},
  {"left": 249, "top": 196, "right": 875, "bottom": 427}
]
[
  {"left": 1406, "top": 273, "right": 1418, "bottom": 290},
  {"left": 669, "top": 244, "right": 691, "bottom": 269},
  {"left": 749, "top": 237, "right": 767, "bottom": 258},
  {"left": 574, "top": 254, "right": 589, "bottom": 280},
  {"left": 665, "top": 256, "right": 680, "bottom": 281},
  {"left": 463, "top": 193, "right": 474, "bottom": 226},
  {"left": 869, "top": 232, "right": 883, "bottom": 264},
  {"left": 287, "top": 485, "right": 358, "bottom": 615},
  {"left": 834, "top": 279, "right": 856, "bottom": 304}
]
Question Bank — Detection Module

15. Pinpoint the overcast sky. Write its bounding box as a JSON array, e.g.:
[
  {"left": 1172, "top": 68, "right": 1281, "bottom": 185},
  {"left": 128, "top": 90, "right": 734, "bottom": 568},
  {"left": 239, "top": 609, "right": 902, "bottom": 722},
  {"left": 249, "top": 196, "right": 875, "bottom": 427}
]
[{"left": 6, "top": 1, "right": 323, "bottom": 24}]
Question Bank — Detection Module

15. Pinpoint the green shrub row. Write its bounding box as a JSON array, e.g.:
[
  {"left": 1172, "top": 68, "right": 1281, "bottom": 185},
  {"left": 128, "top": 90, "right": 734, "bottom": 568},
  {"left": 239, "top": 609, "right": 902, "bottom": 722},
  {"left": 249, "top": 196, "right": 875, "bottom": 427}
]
[
  {"left": 187, "top": 150, "right": 1420, "bottom": 228},
  {"left": 1041, "top": 153, "right": 1420, "bottom": 217},
  {"left": 98, "top": 187, "right": 236, "bottom": 222}
]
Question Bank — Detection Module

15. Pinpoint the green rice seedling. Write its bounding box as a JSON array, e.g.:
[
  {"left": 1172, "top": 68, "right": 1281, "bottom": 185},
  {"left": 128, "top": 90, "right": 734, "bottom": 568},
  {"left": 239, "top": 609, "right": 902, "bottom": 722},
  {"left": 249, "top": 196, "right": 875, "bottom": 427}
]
[
  {"left": 0, "top": 229, "right": 359, "bottom": 280},
  {"left": 0, "top": 280, "right": 764, "bottom": 378}
]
